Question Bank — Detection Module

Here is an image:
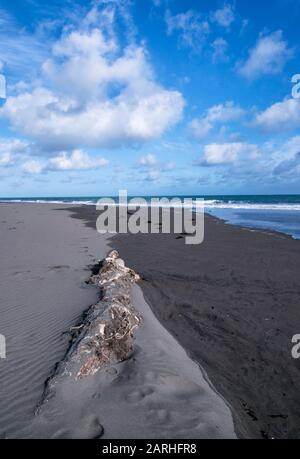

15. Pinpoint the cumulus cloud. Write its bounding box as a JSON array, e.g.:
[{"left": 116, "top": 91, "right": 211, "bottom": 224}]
[
  {"left": 211, "top": 4, "right": 235, "bottom": 28},
  {"left": 22, "top": 160, "right": 45, "bottom": 174},
  {"left": 190, "top": 135, "right": 300, "bottom": 184},
  {"left": 165, "top": 9, "right": 210, "bottom": 51},
  {"left": 0, "top": 138, "right": 29, "bottom": 167},
  {"left": 197, "top": 142, "right": 259, "bottom": 166},
  {"left": 238, "top": 31, "right": 293, "bottom": 79},
  {"left": 190, "top": 101, "right": 245, "bottom": 139},
  {"left": 1, "top": 5, "right": 184, "bottom": 153},
  {"left": 0, "top": 152, "right": 14, "bottom": 167},
  {"left": 48, "top": 150, "right": 109, "bottom": 171},
  {"left": 254, "top": 98, "right": 300, "bottom": 132},
  {"left": 22, "top": 149, "right": 108, "bottom": 174},
  {"left": 272, "top": 136, "right": 300, "bottom": 176},
  {"left": 273, "top": 151, "right": 300, "bottom": 176}
]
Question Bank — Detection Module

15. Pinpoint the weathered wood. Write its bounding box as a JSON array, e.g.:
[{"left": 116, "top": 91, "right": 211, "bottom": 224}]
[{"left": 40, "top": 250, "right": 141, "bottom": 406}]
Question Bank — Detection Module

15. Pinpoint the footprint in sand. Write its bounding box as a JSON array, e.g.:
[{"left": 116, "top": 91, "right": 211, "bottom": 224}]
[
  {"left": 47, "top": 265, "right": 71, "bottom": 271},
  {"left": 126, "top": 386, "right": 154, "bottom": 403},
  {"left": 147, "top": 407, "right": 170, "bottom": 424},
  {"left": 51, "top": 415, "right": 104, "bottom": 439}
]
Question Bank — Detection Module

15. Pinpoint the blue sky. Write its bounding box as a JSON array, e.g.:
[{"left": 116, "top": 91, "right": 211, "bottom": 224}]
[{"left": 0, "top": 0, "right": 300, "bottom": 197}]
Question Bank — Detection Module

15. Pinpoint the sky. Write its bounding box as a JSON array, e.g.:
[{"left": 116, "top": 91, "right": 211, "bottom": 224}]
[{"left": 0, "top": 0, "right": 300, "bottom": 197}]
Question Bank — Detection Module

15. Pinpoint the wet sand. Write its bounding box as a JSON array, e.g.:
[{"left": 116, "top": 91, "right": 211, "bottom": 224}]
[{"left": 69, "top": 205, "right": 300, "bottom": 439}]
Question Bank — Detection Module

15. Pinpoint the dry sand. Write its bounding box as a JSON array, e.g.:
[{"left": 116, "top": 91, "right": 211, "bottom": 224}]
[
  {"left": 19, "top": 284, "right": 235, "bottom": 439},
  {"left": 0, "top": 203, "right": 109, "bottom": 437}
]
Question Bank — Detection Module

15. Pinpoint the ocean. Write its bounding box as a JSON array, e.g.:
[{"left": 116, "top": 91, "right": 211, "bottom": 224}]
[{"left": 1, "top": 195, "right": 300, "bottom": 239}]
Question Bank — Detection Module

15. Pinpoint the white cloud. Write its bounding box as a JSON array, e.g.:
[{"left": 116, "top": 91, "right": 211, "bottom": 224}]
[
  {"left": 211, "top": 4, "right": 235, "bottom": 28},
  {"left": 199, "top": 142, "right": 259, "bottom": 166},
  {"left": 189, "top": 118, "right": 212, "bottom": 138},
  {"left": 273, "top": 136, "right": 300, "bottom": 176},
  {"left": 190, "top": 135, "right": 300, "bottom": 184},
  {"left": 282, "top": 135, "right": 300, "bottom": 156},
  {"left": 22, "top": 149, "right": 109, "bottom": 174},
  {"left": 254, "top": 98, "right": 300, "bottom": 131},
  {"left": 165, "top": 9, "right": 210, "bottom": 51},
  {"left": 238, "top": 31, "right": 293, "bottom": 79},
  {"left": 274, "top": 152, "right": 300, "bottom": 176},
  {"left": 48, "top": 150, "right": 109, "bottom": 171},
  {"left": 138, "top": 153, "right": 157, "bottom": 167},
  {"left": 22, "top": 160, "right": 45, "bottom": 174},
  {"left": 211, "top": 37, "right": 229, "bottom": 63},
  {"left": 0, "top": 138, "right": 29, "bottom": 167},
  {"left": 165, "top": 4, "right": 237, "bottom": 52},
  {"left": 137, "top": 153, "right": 175, "bottom": 181},
  {"left": 1, "top": 5, "right": 184, "bottom": 153},
  {"left": 205, "top": 101, "right": 245, "bottom": 123},
  {"left": 0, "top": 152, "right": 14, "bottom": 167},
  {"left": 146, "top": 169, "right": 161, "bottom": 181},
  {"left": 190, "top": 101, "right": 245, "bottom": 139}
]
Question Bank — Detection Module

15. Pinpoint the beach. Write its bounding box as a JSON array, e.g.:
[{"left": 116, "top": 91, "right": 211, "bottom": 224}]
[
  {"left": 70, "top": 204, "right": 300, "bottom": 439},
  {"left": 0, "top": 203, "right": 109, "bottom": 437},
  {"left": 0, "top": 203, "right": 300, "bottom": 439},
  {"left": 0, "top": 203, "right": 235, "bottom": 439}
]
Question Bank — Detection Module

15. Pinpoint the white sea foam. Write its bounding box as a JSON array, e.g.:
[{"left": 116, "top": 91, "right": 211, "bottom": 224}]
[
  {"left": 0, "top": 199, "right": 96, "bottom": 205},
  {"left": 1, "top": 198, "right": 300, "bottom": 211},
  {"left": 197, "top": 200, "right": 300, "bottom": 211}
]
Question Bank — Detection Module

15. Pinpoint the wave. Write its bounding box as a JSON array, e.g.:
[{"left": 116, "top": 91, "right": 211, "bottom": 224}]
[
  {"left": 0, "top": 199, "right": 96, "bottom": 205},
  {"left": 193, "top": 200, "right": 300, "bottom": 211},
  {"left": 1, "top": 197, "right": 300, "bottom": 211}
]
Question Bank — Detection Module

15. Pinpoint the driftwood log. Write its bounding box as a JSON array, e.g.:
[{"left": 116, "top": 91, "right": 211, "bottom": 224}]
[{"left": 40, "top": 250, "right": 141, "bottom": 406}]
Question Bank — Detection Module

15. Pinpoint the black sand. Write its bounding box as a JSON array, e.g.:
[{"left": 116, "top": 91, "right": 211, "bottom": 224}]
[
  {"left": 0, "top": 204, "right": 109, "bottom": 437},
  {"left": 70, "top": 205, "right": 300, "bottom": 439},
  {"left": 0, "top": 204, "right": 236, "bottom": 439}
]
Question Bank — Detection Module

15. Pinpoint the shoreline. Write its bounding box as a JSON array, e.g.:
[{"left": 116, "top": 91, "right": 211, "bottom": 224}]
[
  {"left": 1, "top": 198, "right": 300, "bottom": 241},
  {"left": 65, "top": 204, "right": 300, "bottom": 438},
  {"left": 206, "top": 211, "right": 296, "bottom": 241}
]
